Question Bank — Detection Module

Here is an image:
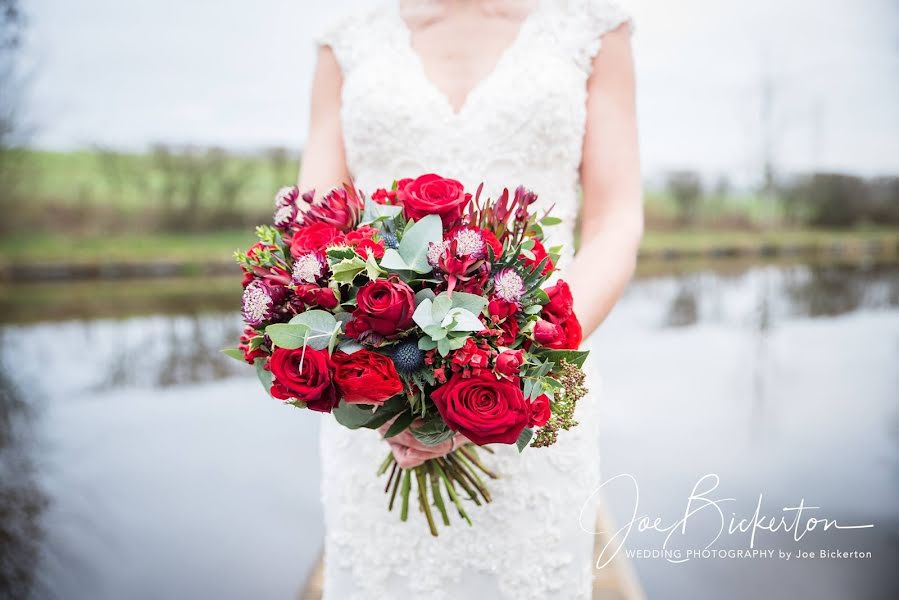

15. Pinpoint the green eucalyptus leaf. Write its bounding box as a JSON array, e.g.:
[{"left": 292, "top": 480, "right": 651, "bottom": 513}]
[
  {"left": 264, "top": 323, "right": 310, "bottom": 349},
  {"left": 418, "top": 337, "right": 438, "bottom": 351},
  {"left": 449, "top": 291, "right": 487, "bottom": 315},
  {"left": 437, "top": 337, "right": 451, "bottom": 356},
  {"left": 516, "top": 428, "right": 534, "bottom": 452},
  {"left": 221, "top": 348, "right": 245, "bottom": 362},
  {"left": 397, "top": 214, "right": 441, "bottom": 273},
  {"left": 432, "top": 294, "right": 453, "bottom": 322},
  {"left": 254, "top": 357, "right": 272, "bottom": 395},
  {"left": 415, "top": 288, "right": 436, "bottom": 305},
  {"left": 413, "top": 298, "right": 435, "bottom": 329},
  {"left": 443, "top": 307, "right": 483, "bottom": 332},
  {"left": 379, "top": 248, "right": 411, "bottom": 272},
  {"left": 287, "top": 310, "right": 339, "bottom": 350}
]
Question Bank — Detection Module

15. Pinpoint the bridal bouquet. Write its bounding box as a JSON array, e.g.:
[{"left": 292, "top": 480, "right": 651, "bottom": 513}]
[{"left": 224, "top": 174, "right": 589, "bottom": 535}]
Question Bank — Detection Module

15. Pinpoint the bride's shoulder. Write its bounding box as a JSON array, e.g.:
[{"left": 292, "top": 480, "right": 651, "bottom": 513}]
[
  {"left": 315, "top": 2, "right": 396, "bottom": 72},
  {"left": 541, "top": 0, "right": 634, "bottom": 73}
]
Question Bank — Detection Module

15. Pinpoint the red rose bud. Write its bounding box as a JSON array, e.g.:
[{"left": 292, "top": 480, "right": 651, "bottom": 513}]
[
  {"left": 303, "top": 186, "right": 363, "bottom": 231},
  {"left": 495, "top": 349, "right": 524, "bottom": 377},
  {"left": 294, "top": 284, "right": 340, "bottom": 310},
  {"left": 348, "top": 276, "right": 416, "bottom": 339},
  {"left": 290, "top": 223, "right": 344, "bottom": 257},
  {"left": 269, "top": 346, "right": 338, "bottom": 413},
  {"left": 332, "top": 350, "right": 403, "bottom": 405},
  {"left": 538, "top": 280, "right": 583, "bottom": 349},
  {"left": 430, "top": 370, "right": 529, "bottom": 446},
  {"left": 399, "top": 174, "right": 470, "bottom": 226},
  {"left": 528, "top": 394, "right": 551, "bottom": 427},
  {"left": 534, "top": 319, "right": 564, "bottom": 346},
  {"left": 543, "top": 280, "right": 575, "bottom": 320}
]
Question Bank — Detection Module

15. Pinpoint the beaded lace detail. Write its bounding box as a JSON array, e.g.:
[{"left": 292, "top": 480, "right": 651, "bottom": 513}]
[{"left": 314, "top": 1, "right": 631, "bottom": 598}]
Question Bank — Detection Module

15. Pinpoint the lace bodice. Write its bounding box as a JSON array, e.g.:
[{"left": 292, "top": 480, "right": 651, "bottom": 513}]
[{"left": 315, "top": 1, "right": 632, "bottom": 598}]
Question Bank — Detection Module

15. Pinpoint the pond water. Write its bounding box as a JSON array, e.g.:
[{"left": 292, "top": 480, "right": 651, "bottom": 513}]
[{"left": 1, "top": 261, "right": 897, "bottom": 599}]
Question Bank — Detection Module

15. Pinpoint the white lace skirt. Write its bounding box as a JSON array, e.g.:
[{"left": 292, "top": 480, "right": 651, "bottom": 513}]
[{"left": 319, "top": 362, "right": 602, "bottom": 600}]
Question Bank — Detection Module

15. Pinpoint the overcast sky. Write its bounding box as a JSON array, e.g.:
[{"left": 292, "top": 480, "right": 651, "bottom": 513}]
[{"left": 18, "top": 0, "right": 899, "bottom": 181}]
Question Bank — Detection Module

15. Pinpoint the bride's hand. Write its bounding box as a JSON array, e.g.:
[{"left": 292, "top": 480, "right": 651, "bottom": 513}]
[{"left": 378, "top": 418, "right": 468, "bottom": 469}]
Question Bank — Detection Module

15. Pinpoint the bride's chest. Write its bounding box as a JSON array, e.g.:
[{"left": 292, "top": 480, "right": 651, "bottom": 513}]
[{"left": 338, "top": 40, "right": 590, "bottom": 174}]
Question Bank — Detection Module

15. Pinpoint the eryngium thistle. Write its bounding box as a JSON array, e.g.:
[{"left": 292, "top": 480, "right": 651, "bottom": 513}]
[
  {"left": 382, "top": 232, "right": 399, "bottom": 249},
  {"left": 392, "top": 340, "right": 425, "bottom": 373}
]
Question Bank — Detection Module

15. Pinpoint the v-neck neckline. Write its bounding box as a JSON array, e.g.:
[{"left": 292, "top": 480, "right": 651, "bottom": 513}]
[{"left": 391, "top": 0, "right": 542, "bottom": 118}]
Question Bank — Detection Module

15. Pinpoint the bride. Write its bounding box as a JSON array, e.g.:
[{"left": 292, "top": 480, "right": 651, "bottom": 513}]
[{"left": 299, "top": 0, "right": 642, "bottom": 598}]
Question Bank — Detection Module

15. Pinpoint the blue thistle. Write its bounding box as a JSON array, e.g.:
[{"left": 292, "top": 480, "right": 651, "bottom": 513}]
[
  {"left": 382, "top": 232, "right": 399, "bottom": 249},
  {"left": 392, "top": 339, "right": 424, "bottom": 373}
]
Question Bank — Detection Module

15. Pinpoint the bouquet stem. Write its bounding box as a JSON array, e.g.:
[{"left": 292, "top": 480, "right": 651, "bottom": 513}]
[{"left": 379, "top": 443, "right": 496, "bottom": 536}]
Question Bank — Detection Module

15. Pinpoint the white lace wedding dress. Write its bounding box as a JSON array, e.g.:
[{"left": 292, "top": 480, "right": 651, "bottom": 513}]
[{"left": 315, "top": 1, "right": 632, "bottom": 598}]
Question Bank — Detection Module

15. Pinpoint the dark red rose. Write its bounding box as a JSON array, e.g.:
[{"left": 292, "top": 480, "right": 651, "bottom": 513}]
[
  {"left": 268, "top": 347, "right": 337, "bottom": 413},
  {"left": 347, "top": 276, "right": 415, "bottom": 339},
  {"left": 294, "top": 284, "right": 340, "bottom": 310},
  {"left": 430, "top": 370, "right": 529, "bottom": 446},
  {"left": 290, "top": 223, "right": 344, "bottom": 257},
  {"left": 355, "top": 238, "right": 385, "bottom": 260},
  {"left": 399, "top": 174, "right": 470, "bottom": 225},
  {"left": 521, "top": 238, "right": 554, "bottom": 275},
  {"left": 538, "top": 280, "right": 582, "bottom": 349},
  {"left": 495, "top": 349, "right": 524, "bottom": 377},
  {"left": 528, "top": 394, "right": 551, "bottom": 427},
  {"left": 332, "top": 350, "right": 403, "bottom": 405}
]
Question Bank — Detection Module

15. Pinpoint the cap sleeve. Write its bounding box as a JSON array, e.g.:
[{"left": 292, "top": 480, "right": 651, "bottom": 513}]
[
  {"left": 554, "top": 0, "right": 634, "bottom": 74},
  {"left": 314, "top": 10, "right": 371, "bottom": 76}
]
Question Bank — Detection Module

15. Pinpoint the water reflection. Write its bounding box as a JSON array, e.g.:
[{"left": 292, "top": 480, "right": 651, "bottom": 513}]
[
  {"left": 0, "top": 341, "right": 48, "bottom": 600},
  {"left": 0, "top": 260, "right": 895, "bottom": 600}
]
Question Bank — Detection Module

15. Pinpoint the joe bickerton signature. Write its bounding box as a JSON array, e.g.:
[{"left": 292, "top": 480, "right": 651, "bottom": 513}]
[{"left": 580, "top": 473, "right": 874, "bottom": 566}]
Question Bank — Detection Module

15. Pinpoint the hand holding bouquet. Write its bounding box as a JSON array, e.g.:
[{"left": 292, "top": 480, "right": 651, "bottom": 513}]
[{"left": 225, "top": 174, "right": 589, "bottom": 535}]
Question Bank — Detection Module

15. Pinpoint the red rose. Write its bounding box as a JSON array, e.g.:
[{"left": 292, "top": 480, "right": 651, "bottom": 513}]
[
  {"left": 522, "top": 238, "right": 554, "bottom": 275},
  {"left": 346, "top": 276, "right": 415, "bottom": 340},
  {"left": 537, "top": 280, "right": 583, "bottom": 349},
  {"left": 332, "top": 350, "right": 403, "bottom": 405},
  {"left": 290, "top": 223, "right": 343, "bottom": 257},
  {"left": 269, "top": 346, "right": 338, "bottom": 413},
  {"left": 543, "top": 280, "right": 575, "bottom": 320},
  {"left": 431, "top": 370, "right": 529, "bottom": 446},
  {"left": 295, "top": 284, "right": 340, "bottom": 309},
  {"left": 399, "top": 174, "right": 470, "bottom": 226},
  {"left": 482, "top": 230, "right": 503, "bottom": 260},
  {"left": 528, "top": 394, "right": 551, "bottom": 427},
  {"left": 495, "top": 349, "right": 524, "bottom": 377}
]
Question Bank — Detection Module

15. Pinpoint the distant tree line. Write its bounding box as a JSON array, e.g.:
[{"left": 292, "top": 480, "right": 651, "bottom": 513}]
[{"left": 662, "top": 170, "right": 899, "bottom": 229}]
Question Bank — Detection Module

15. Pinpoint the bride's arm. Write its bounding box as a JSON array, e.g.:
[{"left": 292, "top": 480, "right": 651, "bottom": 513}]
[
  {"left": 297, "top": 47, "right": 352, "bottom": 193},
  {"left": 567, "top": 24, "right": 643, "bottom": 338}
]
